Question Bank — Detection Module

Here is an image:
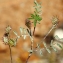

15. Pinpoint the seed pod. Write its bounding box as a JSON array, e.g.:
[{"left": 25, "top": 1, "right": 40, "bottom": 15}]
[
  {"left": 52, "top": 17, "right": 59, "bottom": 25},
  {"left": 5, "top": 25, "right": 11, "bottom": 33},
  {"left": 25, "top": 19, "right": 31, "bottom": 29},
  {"left": 3, "top": 25, "right": 11, "bottom": 44}
]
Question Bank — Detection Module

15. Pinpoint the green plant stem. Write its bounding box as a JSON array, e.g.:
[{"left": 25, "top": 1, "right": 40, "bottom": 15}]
[{"left": 9, "top": 45, "right": 13, "bottom": 63}]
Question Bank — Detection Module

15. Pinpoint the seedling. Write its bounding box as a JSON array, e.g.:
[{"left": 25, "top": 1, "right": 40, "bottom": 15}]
[
  {"left": 28, "top": 0, "right": 42, "bottom": 35},
  {"left": 2, "top": 0, "right": 63, "bottom": 63}
]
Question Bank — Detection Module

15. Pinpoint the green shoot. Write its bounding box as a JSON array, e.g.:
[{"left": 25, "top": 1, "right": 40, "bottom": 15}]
[{"left": 29, "top": 0, "right": 42, "bottom": 35}]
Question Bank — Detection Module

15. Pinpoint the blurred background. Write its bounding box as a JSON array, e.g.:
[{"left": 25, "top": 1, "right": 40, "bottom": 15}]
[{"left": 0, "top": 0, "right": 63, "bottom": 63}]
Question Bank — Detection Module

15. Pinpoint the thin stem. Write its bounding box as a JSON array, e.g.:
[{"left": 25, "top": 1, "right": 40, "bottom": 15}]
[
  {"left": 43, "top": 24, "right": 57, "bottom": 40},
  {"left": 35, "top": 24, "right": 58, "bottom": 50},
  {"left": 26, "top": 31, "right": 33, "bottom": 63},
  {"left": 39, "top": 24, "right": 58, "bottom": 51},
  {"left": 9, "top": 45, "right": 13, "bottom": 63},
  {"left": 30, "top": 30, "right": 33, "bottom": 50},
  {"left": 30, "top": 29, "right": 32, "bottom": 36},
  {"left": 26, "top": 53, "right": 32, "bottom": 63},
  {"left": 33, "top": 27, "right": 36, "bottom": 35}
]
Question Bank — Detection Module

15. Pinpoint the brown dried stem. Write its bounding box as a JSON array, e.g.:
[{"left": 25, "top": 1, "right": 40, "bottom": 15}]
[{"left": 9, "top": 45, "right": 13, "bottom": 63}]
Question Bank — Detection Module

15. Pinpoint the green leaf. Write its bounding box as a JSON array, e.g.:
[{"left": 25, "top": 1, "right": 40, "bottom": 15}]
[
  {"left": 51, "top": 40, "right": 57, "bottom": 52},
  {"left": 20, "top": 27, "right": 29, "bottom": 39},
  {"left": 28, "top": 0, "right": 42, "bottom": 27},
  {"left": 3, "top": 37, "right": 8, "bottom": 44},
  {"left": 57, "top": 43, "right": 63, "bottom": 49},
  {"left": 39, "top": 49, "right": 43, "bottom": 56},
  {"left": 13, "top": 31, "right": 20, "bottom": 39},
  {"left": 54, "top": 35, "right": 63, "bottom": 42},
  {"left": 8, "top": 39, "right": 17, "bottom": 46},
  {"left": 8, "top": 39, "right": 14, "bottom": 46},
  {"left": 43, "top": 42, "right": 51, "bottom": 53},
  {"left": 20, "top": 27, "right": 23, "bottom": 34}
]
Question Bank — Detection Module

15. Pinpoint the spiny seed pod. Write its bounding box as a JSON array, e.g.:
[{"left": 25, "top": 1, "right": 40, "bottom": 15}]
[
  {"left": 3, "top": 25, "right": 11, "bottom": 44},
  {"left": 52, "top": 17, "right": 59, "bottom": 25},
  {"left": 25, "top": 19, "right": 31, "bottom": 29},
  {"left": 5, "top": 25, "right": 11, "bottom": 33}
]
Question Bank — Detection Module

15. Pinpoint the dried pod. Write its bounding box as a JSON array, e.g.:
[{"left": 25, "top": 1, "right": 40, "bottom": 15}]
[{"left": 25, "top": 19, "right": 31, "bottom": 29}]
